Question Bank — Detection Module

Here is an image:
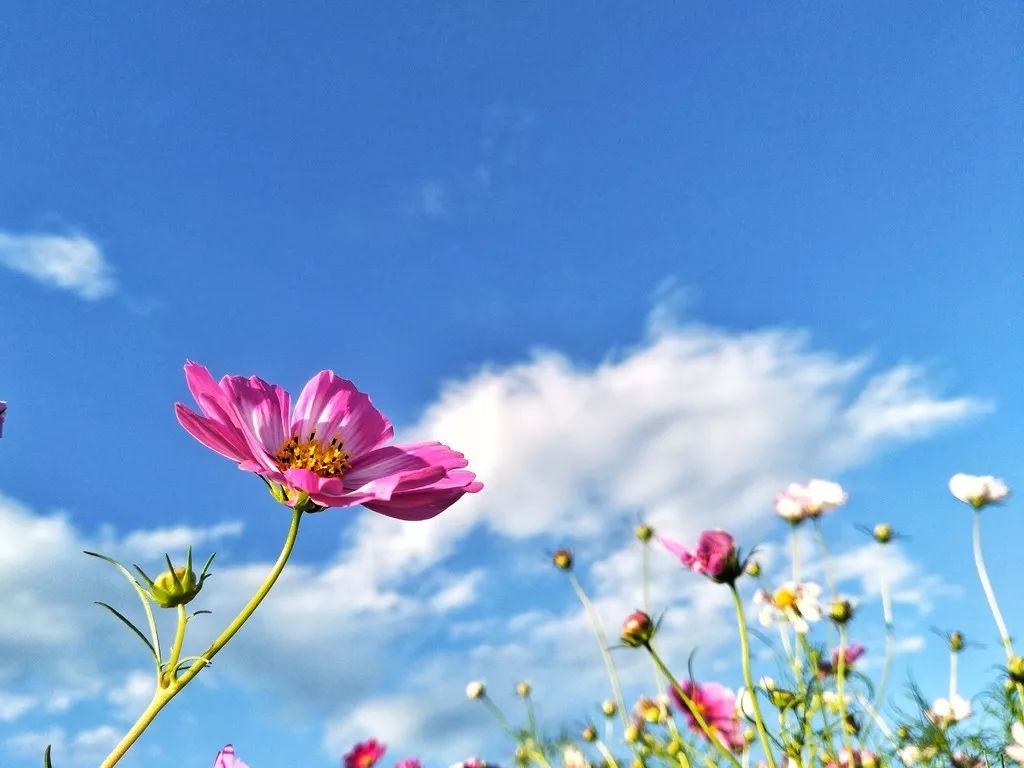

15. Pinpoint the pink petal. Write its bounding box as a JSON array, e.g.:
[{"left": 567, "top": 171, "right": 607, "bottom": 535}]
[
  {"left": 363, "top": 484, "right": 479, "bottom": 521},
  {"left": 290, "top": 371, "right": 393, "bottom": 457},
  {"left": 219, "top": 375, "right": 291, "bottom": 467},
  {"left": 175, "top": 404, "right": 252, "bottom": 463},
  {"left": 661, "top": 536, "right": 697, "bottom": 568}
]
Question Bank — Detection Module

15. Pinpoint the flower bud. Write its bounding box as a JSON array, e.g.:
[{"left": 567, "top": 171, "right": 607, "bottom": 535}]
[
  {"left": 895, "top": 724, "right": 910, "bottom": 742},
  {"left": 624, "top": 723, "right": 641, "bottom": 743},
  {"left": 1009, "top": 656, "right": 1024, "bottom": 684},
  {"left": 552, "top": 549, "right": 574, "bottom": 571},
  {"left": 745, "top": 560, "right": 762, "bottom": 578},
  {"left": 635, "top": 524, "right": 654, "bottom": 542},
  {"left": 829, "top": 599, "right": 854, "bottom": 625},
  {"left": 601, "top": 699, "right": 618, "bottom": 717},
  {"left": 515, "top": 681, "right": 532, "bottom": 697},
  {"left": 582, "top": 725, "right": 597, "bottom": 743},
  {"left": 140, "top": 547, "right": 212, "bottom": 609},
  {"left": 151, "top": 566, "right": 201, "bottom": 608},
  {"left": 872, "top": 523, "right": 893, "bottom": 544},
  {"left": 466, "top": 681, "right": 486, "bottom": 700},
  {"left": 629, "top": 759, "right": 643, "bottom": 768},
  {"left": 620, "top": 610, "right": 655, "bottom": 648},
  {"left": 949, "top": 631, "right": 965, "bottom": 652}
]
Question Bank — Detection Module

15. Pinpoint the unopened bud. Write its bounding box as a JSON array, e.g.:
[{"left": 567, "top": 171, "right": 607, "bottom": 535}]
[
  {"left": 629, "top": 759, "right": 643, "bottom": 768},
  {"left": 151, "top": 566, "right": 201, "bottom": 608},
  {"left": 582, "top": 725, "right": 597, "bottom": 743},
  {"left": 949, "top": 631, "right": 965, "bottom": 652},
  {"left": 466, "top": 681, "right": 486, "bottom": 700},
  {"left": 516, "top": 681, "right": 532, "bottom": 697},
  {"left": 601, "top": 699, "right": 618, "bottom": 717},
  {"left": 1009, "top": 656, "right": 1024, "bottom": 684},
  {"left": 895, "top": 724, "right": 910, "bottom": 742},
  {"left": 743, "top": 728, "right": 756, "bottom": 744},
  {"left": 829, "top": 599, "right": 854, "bottom": 625},
  {"left": 624, "top": 724, "right": 641, "bottom": 743},
  {"left": 635, "top": 524, "right": 654, "bottom": 542},
  {"left": 844, "top": 714, "right": 860, "bottom": 735},
  {"left": 620, "top": 611, "right": 655, "bottom": 648},
  {"left": 552, "top": 549, "right": 574, "bottom": 571},
  {"left": 745, "top": 560, "right": 762, "bottom": 578},
  {"left": 872, "top": 523, "right": 893, "bottom": 544}
]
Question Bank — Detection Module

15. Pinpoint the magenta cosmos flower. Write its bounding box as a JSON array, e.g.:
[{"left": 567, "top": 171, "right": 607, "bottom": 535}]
[
  {"left": 817, "top": 643, "right": 865, "bottom": 677},
  {"left": 344, "top": 739, "right": 387, "bottom": 768},
  {"left": 669, "top": 680, "right": 745, "bottom": 751},
  {"left": 213, "top": 745, "right": 249, "bottom": 768},
  {"left": 176, "top": 363, "right": 482, "bottom": 519},
  {"left": 662, "top": 529, "right": 742, "bottom": 584}
]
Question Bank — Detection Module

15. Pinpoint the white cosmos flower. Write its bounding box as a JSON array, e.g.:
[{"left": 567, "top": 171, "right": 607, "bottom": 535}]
[
  {"left": 1006, "top": 722, "right": 1024, "bottom": 765},
  {"left": 949, "top": 473, "right": 1010, "bottom": 509},
  {"left": 562, "top": 746, "right": 588, "bottom": 768},
  {"left": 926, "top": 693, "right": 972, "bottom": 727},
  {"left": 774, "top": 479, "right": 847, "bottom": 522},
  {"left": 465, "top": 681, "right": 486, "bottom": 700},
  {"left": 754, "top": 581, "right": 823, "bottom": 634}
]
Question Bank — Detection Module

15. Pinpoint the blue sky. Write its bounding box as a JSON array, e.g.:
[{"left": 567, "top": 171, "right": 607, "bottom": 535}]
[{"left": 0, "top": 2, "right": 1022, "bottom": 766}]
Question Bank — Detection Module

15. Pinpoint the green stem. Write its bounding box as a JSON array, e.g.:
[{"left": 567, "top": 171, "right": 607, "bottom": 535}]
[
  {"left": 99, "top": 507, "right": 303, "bottom": 768},
  {"left": 163, "top": 604, "right": 188, "bottom": 686},
  {"left": 568, "top": 572, "right": 627, "bottom": 727},
  {"left": 645, "top": 644, "right": 744, "bottom": 768},
  {"left": 730, "top": 585, "right": 777, "bottom": 768},
  {"left": 865, "top": 560, "right": 893, "bottom": 740},
  {"left": 835, "top": 625, "right": 853, "bottom": 757},
  {"left": 595, "top": 740, "right": 621, "bottom": 768}
]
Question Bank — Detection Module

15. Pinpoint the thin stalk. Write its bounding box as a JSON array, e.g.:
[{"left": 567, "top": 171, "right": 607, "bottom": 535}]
[
  {"left": 595, "top": 740, "right": 621, "bottom": 768},
  {"left": 972, "top": 509, "right": 1024, "bottom": 708},
  {"left": 812, "top": 521, "right": 837, "bottom": 598},
  {"left": 100, "top": 508, "right": 303, "bottom": 768},
  {"left": 790, "top": 525, "right": 801, "bottom": 583},
  {"left": 162, "top": 605, "right": 188, "bottom": 687},
  {"left": 645, "top": 644, "right": 744, "bottom": 768},
  {"left": 949, "top": 650, "right": 958, "bottom": 699},
  {"left": 730, "top": 585, "right": 777, "bottom": 768},
  {"left": 865, "top": 561, "right": 893, "bottom": 740},
  {"left": 567, "top": 572, "right": 627, "bottom": 726},
  {"left": 835, "top": 625, "right": 854, "bottom": 757}
]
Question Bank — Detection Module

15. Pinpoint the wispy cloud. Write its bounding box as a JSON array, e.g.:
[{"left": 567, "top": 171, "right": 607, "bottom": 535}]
[{"left": 0, "top": 228, "right": 116, "bottom": 300}]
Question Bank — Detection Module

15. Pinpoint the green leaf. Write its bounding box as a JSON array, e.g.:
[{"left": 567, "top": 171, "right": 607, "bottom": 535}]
[
  {"left": 94, "top": 601, "right": 157, "bottom": 660},
  {"left": 43, "top": 745, "right": 52, "bottom": 768},
  {"left": 84, "top": 550, "right": 163, "bottom": 668}
]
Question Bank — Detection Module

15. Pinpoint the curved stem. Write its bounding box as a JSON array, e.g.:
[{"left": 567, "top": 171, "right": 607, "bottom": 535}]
[
  {"left": 972, "top": 510, "right": 1024, "bottom": 708},
  {"left": 568, "top": 572, "right": 627, "bottom": 727},
  {"left": 99, "top": 508, "right": 303, "bottom": 768},
  {"left": 730, "top": 586, "right": 777, "bottom": 768},
  {"left": 645, "top": 644, "right": 744, "bottom": 768},
  {"left": 865, "top": 560, "right": 893, "bottom": 740}
]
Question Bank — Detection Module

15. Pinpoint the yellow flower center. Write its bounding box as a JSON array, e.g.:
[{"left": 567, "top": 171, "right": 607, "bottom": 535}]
[
  {"left": 774, "top": 587, "right": 798, "bottom": 610},
  {"left": 275, "top": 431, "right": 351, "bottom": 477}
]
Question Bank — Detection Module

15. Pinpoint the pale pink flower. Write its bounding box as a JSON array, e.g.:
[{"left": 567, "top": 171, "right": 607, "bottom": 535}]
[
  {"left": 662, "top": 529, "right": 741, "bottom": 583},
  {"left": 669, "top": 680, "right": 745, "bottom": 751},
  {"left": 1006, "top": 722, "right": 1024, "bottom": 765},
  {"left": 818, "top": 643, "right": 866, "bottom": 676},
  {"left": 176, "top": 363, "right": 482, "bottom": 520},
  {"left": 395, "top": 760, "right": 422, "bottom": 768},
  {"left": 774, "top": 480, "right": 847, "bottom": 523},
  {"left": 824, "top": 749, "right": 878, "bottom": 768},
  {"left": 344, "top": 739, "right": 387, "bottom": 768},
  {"left": 949, "top": 473, "right": 1010, "bottom": 509},
  {"left": 214, "top": 745, "right": 249, "bottom": 768},
  {"left": 926, "top": 694, "right": 972, "bottom": 727}
]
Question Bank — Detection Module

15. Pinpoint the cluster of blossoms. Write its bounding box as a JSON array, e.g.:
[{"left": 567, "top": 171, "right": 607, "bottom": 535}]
[{"left": 461, "top": 472, "right": 1024, "bottom": 768}]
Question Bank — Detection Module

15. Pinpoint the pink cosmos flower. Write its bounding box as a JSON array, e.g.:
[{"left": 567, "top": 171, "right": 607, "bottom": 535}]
[
  {"left": 669, "top": 680, "right": 745, "bottom": 751},
  {"left": 662, "top": 529, "right": 741, "bottom": 583},
  {"left": 344, "top": 739, "right": 387, "bottom": 768},
  {"left": 0, "top": 400, "right": 6, "bottom": 437},
  {"left": 395, "top": 760, "right": 422, "bottom": 768},
  {"left": 818, "top": 643, "right": 866, "bottom": 677},
  {"left": 176, "top": 363, "right": 483, "bottom": 520},
  {"left": 824, "top": 749, "right": 878, "bottom": 768},
  {"left": 213, "top": 744, "right": 249, "bottom": 768}
]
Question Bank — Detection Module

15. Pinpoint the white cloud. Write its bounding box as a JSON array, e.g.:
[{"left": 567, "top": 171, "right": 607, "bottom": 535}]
[
  {"left": 5, "top": 724, "right": 119, "bottom": 768},
  {"left": 0, "top": 229, "right": 116, "bottom": 300},
  {"left": 411, "top": 181, "right": 449, "bottom": 218}
]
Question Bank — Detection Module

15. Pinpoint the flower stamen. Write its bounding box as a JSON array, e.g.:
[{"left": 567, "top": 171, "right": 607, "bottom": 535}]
[{"left": 275, "top": 433, "right": 351, "bottom": 477}]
